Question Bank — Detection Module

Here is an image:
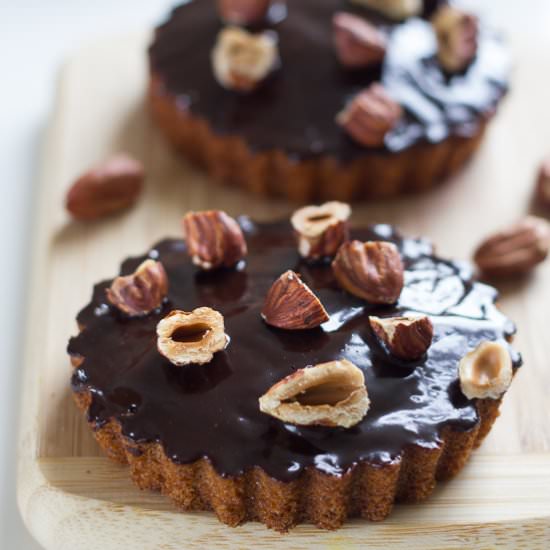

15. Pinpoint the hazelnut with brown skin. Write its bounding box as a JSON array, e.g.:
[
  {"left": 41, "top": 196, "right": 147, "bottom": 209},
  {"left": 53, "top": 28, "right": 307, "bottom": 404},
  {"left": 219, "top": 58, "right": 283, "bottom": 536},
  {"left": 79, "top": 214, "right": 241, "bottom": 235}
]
[
  {"left": 217, "top": 0, "right": 272, "bottom": 25},
  {"left": 535, "top": 156, "right": 550, "bottom": 210}
]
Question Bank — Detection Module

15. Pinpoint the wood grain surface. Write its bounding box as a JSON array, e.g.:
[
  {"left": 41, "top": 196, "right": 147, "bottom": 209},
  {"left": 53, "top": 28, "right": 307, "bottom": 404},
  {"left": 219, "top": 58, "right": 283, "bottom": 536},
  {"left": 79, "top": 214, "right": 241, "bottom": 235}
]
[{"left": 17, "top": 25, "right": 550, "bottom": 550}]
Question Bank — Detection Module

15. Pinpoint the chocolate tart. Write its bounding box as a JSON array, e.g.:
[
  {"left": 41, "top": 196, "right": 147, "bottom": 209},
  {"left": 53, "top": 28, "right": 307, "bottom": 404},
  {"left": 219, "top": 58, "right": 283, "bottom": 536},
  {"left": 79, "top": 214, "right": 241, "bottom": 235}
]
[
  {"left": 68, "top": 219, "right": 520, "bottom": 531},
  {"left": 147, "top": 0, "right": 509, "bottom": 202}
]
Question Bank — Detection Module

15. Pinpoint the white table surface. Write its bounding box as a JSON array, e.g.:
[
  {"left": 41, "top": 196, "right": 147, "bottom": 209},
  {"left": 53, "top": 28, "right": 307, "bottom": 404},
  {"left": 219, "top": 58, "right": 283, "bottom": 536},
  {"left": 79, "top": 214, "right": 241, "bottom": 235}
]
[{"left": 1, "top": 1, "right": 549, "bottom": 548}]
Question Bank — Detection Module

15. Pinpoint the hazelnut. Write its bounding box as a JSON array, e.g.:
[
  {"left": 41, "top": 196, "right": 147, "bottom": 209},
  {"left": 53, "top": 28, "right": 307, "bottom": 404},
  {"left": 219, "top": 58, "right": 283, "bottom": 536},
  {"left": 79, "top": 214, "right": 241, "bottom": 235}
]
[
  {"left": 336, "top": 84, "right": 402, "bottom": 147},
  {"left": 259, "top": 359, "right": 370, "bottom": 428},
  {"left": 217, "top": 0, "right": 272, "bottom": 25},
  {"left": 332, "top": 240, "right": 404, "bottom": 304},
  {"left": 349, "top": 0, "right": 422, "bottom": 21},
  {"left": 459, "top": 341, "right": 513, "bottom": 400},
  {"left": 473, "top": 217, "right": 550, "bottom": 278},
  {"left": 106, "top": 259, "right": 168, "bottom": 317},
  {"left": 157, "top": 308, "right": 229, "bottom": 367},
  {"left": 212, "top": 27, "right": 279, "bottom": 92},
  {"left": 182, "top": 210, "right": 247, "bottom": 270},
  {"left": 369, "top": 315, "right": 433, "bottom": 360},
  {"left": 261, "top": 270, "right": 329, "bottom": 330},
  {"left": 432, "top": 5, "right": 479, "bottom": 73},
  {"left": 535, "top": 156, "right": 550, "bottom": 210},
  {"left": 290, "top": 201, "right": 351, "bottom": 261},
  {"left": 333, "top": 12, "right": 387, "bottom": 68},
  {"left": 66, "top": 154, "right": 144, "bottom": 221}
]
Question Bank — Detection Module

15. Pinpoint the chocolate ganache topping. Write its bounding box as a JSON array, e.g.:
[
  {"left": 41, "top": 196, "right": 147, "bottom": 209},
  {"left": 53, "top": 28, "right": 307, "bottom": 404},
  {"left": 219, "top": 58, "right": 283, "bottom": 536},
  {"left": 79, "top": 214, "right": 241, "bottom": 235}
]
[
  {"left": 148, "top": 0, "right": 509, "bottom": 158},
  {"left": 69, "top": 220, "right": 520, "bottom": 481}
]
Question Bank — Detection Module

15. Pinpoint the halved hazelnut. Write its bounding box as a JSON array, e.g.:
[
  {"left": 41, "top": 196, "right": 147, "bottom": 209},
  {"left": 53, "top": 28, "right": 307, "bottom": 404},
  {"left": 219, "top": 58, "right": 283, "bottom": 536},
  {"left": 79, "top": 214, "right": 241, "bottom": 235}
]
[
  {"left": 332, "top": 240, "right": 404, "bottom": 304},
  {"left": 333, "top": 12, "right": 387, "bottom": 68},
  {"left": 106, "top": 259, "right": 168, "bottom": 317},
  {"left": 336, "top": 84, "right": 403, "bottom": 147},
  {"left": 182, "top": 210, "right": 247, "bottom": 270},
  {"left": 369, "top": 315, "right": 433, "bottom": 360},
  {"left": 259, "top": 359, "right": 370, "bottom": 428},
  {"left": 212, "top": 27, "right": 279, "bottom": 92},
  {"left": 459, "top": 341, "right": 513, "bottom": 400},
  {"left": 432, "top": 5, "right": 479, "bottom": 73},
  {"left": 217, "top": 0, "right": 272, "bottom": 25},
  {"left": 262, "top": 270, "right": 329, "bottom": 330},
  {"left": 291, "top": 201, "right": 351, "bottom": 260},
  {"left": 157, "top": 308, "right": 229, "bottom": 367},
  {"left": 349, "top": 0, "right": 422, "bottom": 21}
]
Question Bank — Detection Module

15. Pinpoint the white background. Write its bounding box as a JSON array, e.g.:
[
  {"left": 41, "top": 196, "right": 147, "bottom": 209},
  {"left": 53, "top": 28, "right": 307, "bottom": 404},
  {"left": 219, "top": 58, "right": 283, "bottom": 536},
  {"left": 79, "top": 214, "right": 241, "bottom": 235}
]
[{"left": 1, "top": 1, "right": 549, "bottom": 549}]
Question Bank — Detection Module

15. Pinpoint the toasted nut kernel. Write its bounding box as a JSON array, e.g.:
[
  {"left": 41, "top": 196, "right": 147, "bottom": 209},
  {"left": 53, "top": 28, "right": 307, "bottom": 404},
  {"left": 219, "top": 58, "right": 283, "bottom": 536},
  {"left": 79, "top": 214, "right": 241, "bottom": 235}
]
[
  {"left": 332, "top": 240, "right": 404, "bottom": 304},
  {"left": 157, "top": 308, "right": 229, "bottom": 366},
  {"left": 262, "top": 270, "right": 329, "bottom": 330},
  {"left": 369, "top": 315, "right": 433, "bottom": 360},
  {"left": 535, "top": 157, "right": 550, "bottom": 210},
  {"left": 182, "top": 210, "right": 247, "bottom": 270},
  {"left": 349, "top": 0, "right": 422, "bottom": 20},
  {"left": 212, "top": 27, "right": 278, "bottom": 92},
  {"left": 217, "top": 0, "right": 272, "bottom": 25},
  {"left": 66, "top": 154, "right": 144, "bottom": 221},
  {"left": 473, "top": 217, "right": 550, "bottom": 278},
  {"left": 106, "top": 259, "right": 168, "bottom": 317},
  {"left": 336, "top": 84, "right": 402, "bottom": 147},
  {"left": 291, "top": 201, "right": 351, "bottom": 260},
  {"left": 333, "top": 12, "right": 387, "bottom": 68},
  {"left": 459, "top": 341, "right": 513, "bottom": 400},
  {"left": 432, "top": 5, "right": 478, "bottom": 73},
  {"left": 259, "top": 359, "right": 369, "bottom": 428}
]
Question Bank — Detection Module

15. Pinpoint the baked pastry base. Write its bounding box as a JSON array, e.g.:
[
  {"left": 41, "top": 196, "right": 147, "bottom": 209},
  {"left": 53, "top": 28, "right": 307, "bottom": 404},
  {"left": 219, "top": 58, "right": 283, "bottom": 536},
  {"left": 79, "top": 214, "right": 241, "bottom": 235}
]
[
  {"left": 148, "top": 74, "right": 487, "bottom": 203},
  {"left": 72, "top": 356, "right": 502, "bottom": 532}
]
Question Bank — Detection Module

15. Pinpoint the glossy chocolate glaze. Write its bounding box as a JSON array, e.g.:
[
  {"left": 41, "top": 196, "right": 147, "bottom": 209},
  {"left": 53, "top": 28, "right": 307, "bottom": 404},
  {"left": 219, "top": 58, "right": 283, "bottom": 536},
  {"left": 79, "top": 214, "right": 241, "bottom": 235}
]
[
  {"left": 69, "top": 221, "right": 520, "bottom": 481},
  {"left": 148, "top": 0, "right": 509, "bottom": 158}
]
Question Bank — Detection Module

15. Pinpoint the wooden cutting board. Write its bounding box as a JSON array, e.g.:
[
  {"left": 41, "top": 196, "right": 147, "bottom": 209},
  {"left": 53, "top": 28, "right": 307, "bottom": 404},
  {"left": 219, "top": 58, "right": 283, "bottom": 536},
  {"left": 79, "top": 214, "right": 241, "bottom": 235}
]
[{"left": 17, "top": 28, "right": 550, "bottom": 549}]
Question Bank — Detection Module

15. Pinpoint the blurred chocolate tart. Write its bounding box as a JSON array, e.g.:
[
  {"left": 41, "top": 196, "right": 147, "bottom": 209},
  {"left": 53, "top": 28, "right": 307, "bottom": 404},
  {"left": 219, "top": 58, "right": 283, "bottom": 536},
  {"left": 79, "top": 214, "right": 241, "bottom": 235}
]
[
  {"left": 68, "top": 204, "right": 520, "bottom": 531},
  {"left": 147, "top": 0, "right": 509, "bottom": 201}
]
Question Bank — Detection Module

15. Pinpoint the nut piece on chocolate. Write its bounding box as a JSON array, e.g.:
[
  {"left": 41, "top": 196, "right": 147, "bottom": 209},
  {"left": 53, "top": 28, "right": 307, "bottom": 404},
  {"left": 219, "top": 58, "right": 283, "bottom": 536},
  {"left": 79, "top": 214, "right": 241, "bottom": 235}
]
[
  {"left": 212, "top": 27, "right": 279, "bottom": 92},
  {"left": 459, "top": 341, "right": 513, "bottom": 400},
  {"left": 535, "top": 156, "right": 550, "bottom": 209},
  {"left": 217, "top": 0, "right": 272, "bottom": 25},
  {"left": 473, "top": 216, "right": 550, "bottom": 278},
  {"left": 333, "top": 12, "right": 387, "bottom": 69},
  {"left": 291, "top": 201, "right": 351, "bottom": 261},
  {"left": 182, "top": 210, "right": 247, "bottom": 270},
  {"left": 432, "top": 5, "right": 479, "bottom": 73},
  {"left": 262, "top": 270, "right": 329, "bottom": 330},
  {"left": 106, "top": 259, "right": 168, "bottom": 317},
  {"left": 350, "top": 0, "right": 422, "bottom": 20},
  {"left": 332, "top": 240, "right": 404, "bottom": 304},
  {"left": 157, "top": 308, "right": 229, "bottom": 367},
  {"left": 336, "top": 84, "right": 402, "bottom": 147},
  {"left": 369, "top": 315, "right": 433, "bottom": 360},
  {"left": 65, "top": 153, "right": 144, "bottom": 221},
  {"left": 259, "top": 359, "right": 370, "bottom": 428}
]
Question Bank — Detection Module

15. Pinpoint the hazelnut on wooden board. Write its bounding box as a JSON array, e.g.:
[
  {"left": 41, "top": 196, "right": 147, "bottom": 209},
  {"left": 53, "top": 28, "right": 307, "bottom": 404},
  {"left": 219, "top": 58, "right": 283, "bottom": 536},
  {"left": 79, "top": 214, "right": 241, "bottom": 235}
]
[
  {"left": 349, "top": 0, "right": 422, "bottom": 21},
  {"left": 212, "top": 27, "right": 279, "bottom": 92},
  {"left": 291, "top": 201, "right": 351, "bottom": 261},
  {"left": 157, "top": 308, "right": 229, "bottom": 367},
  {"left": 369, "top": 315, "right": 433, "bottom": 360},
  {"left": 182, "top": 210, "right": 247, "bottom": 270},
  {"left": 217, "top": 0, "right": 272, "bottom": 25},
  {"left": 336, "top": 84, "right": 402, "bottom": 147},
  {"left": 65, "top": 154, "right": 144, "bottom": 221},
  {"left": 432, "top": 5, "right": 479, "bottom": 73},
  {"left": 459, "top": 341, "right": 513, "bottom": 400},
  {"left": 473, "top": 217, "right": 550, "bottom": 278},
  {"left": 333, "top": 12, "right": 387, "bottom": 68},
  {"left": 262, "top": 270, "right": 329, "bottom": 330},
  {"left": 535, "top": 157, "right": 550, "bottom": 209},
  {"left": 106, "top": 259, "right": 168, "bottom": 317},
  {"left": 259, "top": 359, "right": 370, "bottom": 428},
  {"left": 332, "top": 240, "right": 404, "bottom": 304}
]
